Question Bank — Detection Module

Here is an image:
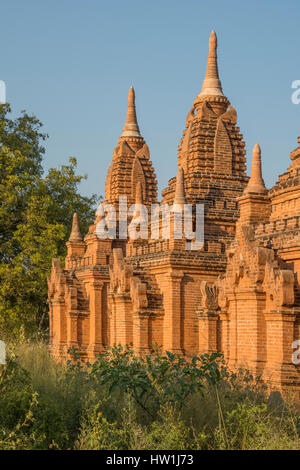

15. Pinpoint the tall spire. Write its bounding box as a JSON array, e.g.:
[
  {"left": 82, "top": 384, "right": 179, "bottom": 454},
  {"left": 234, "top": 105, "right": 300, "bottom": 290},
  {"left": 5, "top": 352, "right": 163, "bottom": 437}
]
[
  {"left": 174, "top": 166, "right": 186, "bottom": 206},
  {"left": 69, "top": 213, "right": 82, "bottom": 242},
  {"left": 121, "top": 86, "right": 141, "bottom": 138},
  {"left": 199, "top": 30, "right": 224, "bottom": 97},
  {"left": 244, "top": 144, "right": 267, "bottom": 194}
]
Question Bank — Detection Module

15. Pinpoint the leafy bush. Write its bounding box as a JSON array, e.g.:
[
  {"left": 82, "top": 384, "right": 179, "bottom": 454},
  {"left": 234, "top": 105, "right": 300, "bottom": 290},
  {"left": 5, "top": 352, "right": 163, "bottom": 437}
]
[
  {"left": 88, "top": 344, "right": 224, "bottom": 419},
  {"left": 1, "top": 340, "right": 300, "bottom": 450}
]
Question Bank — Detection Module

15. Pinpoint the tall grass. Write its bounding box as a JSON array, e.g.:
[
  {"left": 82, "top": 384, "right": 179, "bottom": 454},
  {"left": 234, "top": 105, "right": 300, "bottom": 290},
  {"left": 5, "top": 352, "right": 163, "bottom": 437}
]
[{"left": 0, "top": 339, "right": 300, "bottom": 450}]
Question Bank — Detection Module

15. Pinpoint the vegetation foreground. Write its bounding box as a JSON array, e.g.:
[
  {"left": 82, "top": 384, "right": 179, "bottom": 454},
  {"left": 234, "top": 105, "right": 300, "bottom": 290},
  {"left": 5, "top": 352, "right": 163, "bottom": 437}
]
[{"left": 0, "top": 341, "right": 300, "bottom": 450}]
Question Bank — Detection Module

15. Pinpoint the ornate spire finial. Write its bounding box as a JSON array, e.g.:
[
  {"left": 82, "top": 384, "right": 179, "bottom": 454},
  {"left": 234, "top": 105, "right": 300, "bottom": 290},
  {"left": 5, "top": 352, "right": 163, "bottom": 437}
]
[
  {"left": 174, "top": 166, "right": 186, "bottom": 206},
  {"left": 121, "top": 86, "right": 141, "bottom": 138},
  {"left": 199, "top": 30, "right": 224, "bottom": 97},
  {"left": 69, "top": 213, "right": 82, "bottom": 242},
  {"left": 135, "top": 181, "right": 143, "bottom": 204},
  {"left": 244, "top": 144, "right": 267, "bottom": 195}
]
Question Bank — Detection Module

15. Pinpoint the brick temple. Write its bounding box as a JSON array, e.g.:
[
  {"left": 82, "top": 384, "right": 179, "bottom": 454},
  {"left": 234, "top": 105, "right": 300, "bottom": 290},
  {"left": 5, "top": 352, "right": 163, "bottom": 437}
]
[{"left": 48, "top": 31, "right": 300, "bottom": 391}]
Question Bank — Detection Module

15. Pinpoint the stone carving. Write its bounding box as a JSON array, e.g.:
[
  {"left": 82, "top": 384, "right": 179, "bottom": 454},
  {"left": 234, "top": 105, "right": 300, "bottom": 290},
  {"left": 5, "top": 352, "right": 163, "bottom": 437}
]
[
  {"left": 263, "top": 259, "right": 294, "bottom": 310},
  {"left": 214, "top": 118, "right": 232, "bottom": 175},
  {"left": 198, "top": 100, "right": 217, "bottom": 120},
  {"left": 185, "top": 105, "right": 195, "bottom": 128},
  {"left": 131, "top": 156, "right": 146, "bottom": 200},
  {"left": 217, "top": 276, "right": 229, "bottom": 310},
  {"left": 109, "top": 248, "right": 133, "bottom": 294},
  {"left": 118, "top": 139, "right": 135, "bottom": 156},
  {"left": 109, "top": 248, "right": 148, "bottom": 311},
  {"left": 130, "top": 277, "right": 148, "bottom": 312},
  {"left": 222, "top": 223, "right": 295, "bottom": 312},
  {"left": 47, "top": 259, "right": 66, "bottom": 300},
  {"left": 223, "top": 226, "right": 267, "bottom": 287},
  {"left": 180, "top": 122, "right": 192, "bottom": 160},
  {"left": 67, "top": 286, "right": 78, "bottom": 311},
  {"left": 136, "top": 143, "right": 150, "bottom": 160},
  {"left": 221, "top": 105, "right": 237, "bottom": 124},
  {"left": 197, "top": 280, "right": 219, "bottom": 314}
]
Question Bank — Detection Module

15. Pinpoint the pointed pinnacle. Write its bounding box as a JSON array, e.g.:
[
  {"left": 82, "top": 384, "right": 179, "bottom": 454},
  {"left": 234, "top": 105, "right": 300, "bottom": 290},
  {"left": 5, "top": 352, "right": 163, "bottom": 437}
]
[
  {"left": 199, "top": 30, "right": 224, "bottom": 97},
  {"left": 121, "top": 86, "right": 141, "bottom": 138},
  {"left": 244, "top": 143, "right": 267, "bottom": 195},
  {"left": 69, "top": 213, "right": 82, "bottom": 242},
  {"left": 174, "top": 166, "right": 186, "bottom": 206}
]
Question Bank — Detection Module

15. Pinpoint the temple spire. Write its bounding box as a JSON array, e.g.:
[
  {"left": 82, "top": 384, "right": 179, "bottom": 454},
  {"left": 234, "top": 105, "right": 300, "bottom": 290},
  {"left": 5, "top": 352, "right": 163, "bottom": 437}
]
[
  {"left": 199, "top": 30, "right": 224, "bottom": 97},
  {"left": 244, "top": 144, "right": 267, "bottom": 194},
  {"left": 174, "top": 166, "right": 186, "bottom": 206},
  {"left": 121, "top": 86, "right": 141, "bottom": 138},
  {"left": 69, "top": 213, "right": 82, "bottom": 242}
]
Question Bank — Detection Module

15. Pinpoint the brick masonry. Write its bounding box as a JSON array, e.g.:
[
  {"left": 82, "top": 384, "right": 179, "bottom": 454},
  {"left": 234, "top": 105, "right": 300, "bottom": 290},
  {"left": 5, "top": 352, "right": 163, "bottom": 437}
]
[{"left": 48, "top": 32, "right": 300, "bottom": 392}]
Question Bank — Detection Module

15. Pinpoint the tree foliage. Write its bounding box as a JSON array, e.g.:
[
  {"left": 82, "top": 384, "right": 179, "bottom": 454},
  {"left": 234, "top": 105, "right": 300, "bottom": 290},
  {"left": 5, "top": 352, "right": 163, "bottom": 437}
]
[{"left": 0, "top": 104, "right": 98, "bottom": 337}]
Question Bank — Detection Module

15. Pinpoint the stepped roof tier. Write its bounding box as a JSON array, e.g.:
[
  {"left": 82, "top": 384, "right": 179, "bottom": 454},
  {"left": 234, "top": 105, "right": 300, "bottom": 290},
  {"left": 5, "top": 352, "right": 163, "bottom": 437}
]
[
  {"left": 161, "top": 31, "right": 248, "bottom": 258},
  {"left": 105, "top": 86, "right": 158, "bottom": 209}
]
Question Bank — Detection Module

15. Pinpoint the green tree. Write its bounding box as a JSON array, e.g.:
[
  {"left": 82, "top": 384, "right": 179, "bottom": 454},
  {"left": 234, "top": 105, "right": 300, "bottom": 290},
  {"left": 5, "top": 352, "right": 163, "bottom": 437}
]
[{"left": 0, "top": 104, "right": 98, "bottom": 337}]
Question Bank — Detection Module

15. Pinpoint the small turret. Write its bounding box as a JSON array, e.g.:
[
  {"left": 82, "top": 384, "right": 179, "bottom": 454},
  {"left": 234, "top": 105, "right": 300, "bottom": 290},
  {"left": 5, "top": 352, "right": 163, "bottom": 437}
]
[
  {"left": 105, "top": 86, "right": 158, "bottom": 207},
  {"left": 199, "top": 30, "right": 224, "bottom": 98},
  {"left": 174, "top": 166, "right": 186, "bottom": 206},
  {"left": 69, "top": 213, "right": 82, "bottom": 242},
  {"left": 244, "top": 144, "right": 267, "bottom": 195},
  {"left": 237, "top": 144, "right": 270, "bottom": 226},
  {"left": 66, "top": 213, "right": 85, "bottom": 265},
  {"left": 121, "top": 86, "right": 141, "bottom": 138}
]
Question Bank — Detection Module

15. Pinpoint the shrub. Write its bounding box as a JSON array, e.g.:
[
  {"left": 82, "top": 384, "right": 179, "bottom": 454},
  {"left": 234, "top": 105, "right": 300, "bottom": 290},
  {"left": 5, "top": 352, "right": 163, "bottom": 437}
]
[{"left": 1, "top": 340, "right": 300, "bottom": 450}]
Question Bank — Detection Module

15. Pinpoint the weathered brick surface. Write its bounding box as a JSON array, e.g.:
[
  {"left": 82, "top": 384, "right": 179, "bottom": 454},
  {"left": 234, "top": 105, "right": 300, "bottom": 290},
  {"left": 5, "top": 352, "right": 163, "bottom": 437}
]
[{"left": 47, "top": 33, "right": 300, "bottom": 391}]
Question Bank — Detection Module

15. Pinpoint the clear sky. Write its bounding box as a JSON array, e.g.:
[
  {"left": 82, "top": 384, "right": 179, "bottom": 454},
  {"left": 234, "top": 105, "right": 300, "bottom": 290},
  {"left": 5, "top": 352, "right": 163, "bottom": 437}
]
[{"left": 1, "top": 0, "right": 300, "bottom": 198}]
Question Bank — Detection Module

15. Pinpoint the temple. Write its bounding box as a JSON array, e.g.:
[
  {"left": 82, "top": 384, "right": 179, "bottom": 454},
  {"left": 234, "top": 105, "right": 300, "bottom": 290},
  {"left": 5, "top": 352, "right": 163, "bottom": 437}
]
[{"left": 48, "top": 31, "right": 300, "bottom": 391}]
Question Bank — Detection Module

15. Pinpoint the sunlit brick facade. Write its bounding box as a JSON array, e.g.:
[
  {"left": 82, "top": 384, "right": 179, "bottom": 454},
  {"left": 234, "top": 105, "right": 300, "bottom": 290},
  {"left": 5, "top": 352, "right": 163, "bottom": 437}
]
[{"left": 48, "top": 31, "right": 300, "bottom": 391}]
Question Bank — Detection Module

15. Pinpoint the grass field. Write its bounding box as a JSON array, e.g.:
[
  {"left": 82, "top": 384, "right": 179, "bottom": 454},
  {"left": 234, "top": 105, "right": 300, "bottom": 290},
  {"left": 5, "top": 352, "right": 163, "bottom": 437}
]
[{"left": 0, "top": 340, "right": 300, "bottom": 450}]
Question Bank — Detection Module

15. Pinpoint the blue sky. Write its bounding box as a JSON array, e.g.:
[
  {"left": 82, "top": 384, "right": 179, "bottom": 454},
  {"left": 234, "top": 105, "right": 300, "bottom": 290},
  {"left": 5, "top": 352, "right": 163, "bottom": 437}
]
[{"left": 2, "top": 0, "right": 300, "bottom": 197}]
